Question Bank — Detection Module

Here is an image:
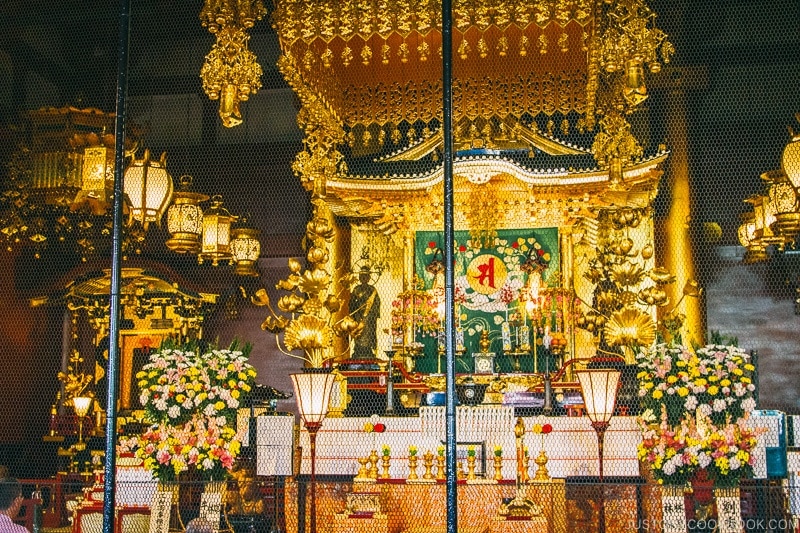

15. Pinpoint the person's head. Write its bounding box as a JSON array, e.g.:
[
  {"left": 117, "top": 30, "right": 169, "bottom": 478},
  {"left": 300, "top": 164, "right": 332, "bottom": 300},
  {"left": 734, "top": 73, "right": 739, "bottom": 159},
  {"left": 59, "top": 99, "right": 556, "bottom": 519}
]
[
  {"left": 0, "top": 478, "right": 22, "bottom": 515},
  {"left": 359, "top": 266, "right": 371, "bottom": 284},
  {"left": 185, "top": 518, "right": 214, "bottom": 533}
]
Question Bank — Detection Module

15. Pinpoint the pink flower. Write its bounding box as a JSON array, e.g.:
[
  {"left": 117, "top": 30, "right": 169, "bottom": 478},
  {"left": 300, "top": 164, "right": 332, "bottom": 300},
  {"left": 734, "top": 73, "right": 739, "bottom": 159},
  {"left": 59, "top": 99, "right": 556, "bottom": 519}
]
[{"left": 156, "top": 449, "right": 171, "bottom": 464}]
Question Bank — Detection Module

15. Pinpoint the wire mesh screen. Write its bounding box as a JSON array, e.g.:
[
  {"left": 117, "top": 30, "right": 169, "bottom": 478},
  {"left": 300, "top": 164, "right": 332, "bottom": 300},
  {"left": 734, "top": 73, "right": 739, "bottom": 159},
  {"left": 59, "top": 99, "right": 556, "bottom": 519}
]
[{"left": 0, "top": 0, "right": 799, "bottom": 532}]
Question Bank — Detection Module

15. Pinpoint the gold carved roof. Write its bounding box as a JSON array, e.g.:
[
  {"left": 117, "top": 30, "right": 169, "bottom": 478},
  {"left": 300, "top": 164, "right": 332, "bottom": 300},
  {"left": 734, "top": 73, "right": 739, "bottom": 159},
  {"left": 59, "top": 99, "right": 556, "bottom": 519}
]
[{"left": 273, "top": 0, "right": 598, "bottom": 130}]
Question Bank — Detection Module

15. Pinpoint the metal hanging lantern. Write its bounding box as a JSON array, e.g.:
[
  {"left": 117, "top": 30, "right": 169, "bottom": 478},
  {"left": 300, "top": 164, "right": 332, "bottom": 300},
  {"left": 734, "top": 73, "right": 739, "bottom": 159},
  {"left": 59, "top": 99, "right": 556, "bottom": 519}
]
[
  {"left": 198, "top": 194, "right": 234, "bottom": 266},
  {"left": 166, "top": 175, "right": 209, "bottom": 254},
  {"left": 123, "top": 149, "right": 174, "bottom": 229},
  {"left": 230, "top": 214, "right": 261, "bottom": 276}
]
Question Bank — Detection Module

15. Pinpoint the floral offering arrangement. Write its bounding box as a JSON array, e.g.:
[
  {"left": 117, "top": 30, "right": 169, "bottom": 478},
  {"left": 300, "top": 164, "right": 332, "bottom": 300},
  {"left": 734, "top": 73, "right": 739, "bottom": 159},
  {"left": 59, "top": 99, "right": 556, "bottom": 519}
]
[
  {"left": 121, "top": 339, "right": 257, "bottom": 482},
  {"left": 636, "top": 342, "right": 761, "bottom": 487}
]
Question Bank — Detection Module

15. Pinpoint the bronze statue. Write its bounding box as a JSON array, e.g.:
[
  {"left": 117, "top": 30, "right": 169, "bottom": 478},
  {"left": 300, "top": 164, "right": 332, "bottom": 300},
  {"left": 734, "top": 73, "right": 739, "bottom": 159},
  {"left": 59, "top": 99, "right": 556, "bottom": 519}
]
[{"left": 349, "top": 266, "right": 380, "bottom": 359}]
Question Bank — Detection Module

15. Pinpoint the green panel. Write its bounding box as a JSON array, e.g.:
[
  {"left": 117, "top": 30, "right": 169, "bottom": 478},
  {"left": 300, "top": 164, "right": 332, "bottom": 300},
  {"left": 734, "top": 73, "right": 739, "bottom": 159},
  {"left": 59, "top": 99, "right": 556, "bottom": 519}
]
[{"left": 408, "top": 229, "right": 560, "bottom": 374}]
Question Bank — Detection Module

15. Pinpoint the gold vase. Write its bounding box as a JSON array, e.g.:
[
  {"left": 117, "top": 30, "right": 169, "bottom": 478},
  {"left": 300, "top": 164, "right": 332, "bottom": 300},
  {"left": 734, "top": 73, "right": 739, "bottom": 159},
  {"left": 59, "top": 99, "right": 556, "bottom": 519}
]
[
  {"left": 467, "top": 455, "right": 476, "bottom": 480},
  {"left": 436, "top": 455, "right": 445, "bottom": 481},
  {"left": 381, "top": 455, "right": 391, "bottom": 479},
  {"left": 408, "top": 455, "right": 418, "bottom": 480},
  {"left": 355, "top": 456, "right": 369, "bottom": 480},
  {"left": 533, "top": 450, "right": 550, "bottom": 481},
  {"left": 494, "top": 455, "right": 503, "bottom": 481}
]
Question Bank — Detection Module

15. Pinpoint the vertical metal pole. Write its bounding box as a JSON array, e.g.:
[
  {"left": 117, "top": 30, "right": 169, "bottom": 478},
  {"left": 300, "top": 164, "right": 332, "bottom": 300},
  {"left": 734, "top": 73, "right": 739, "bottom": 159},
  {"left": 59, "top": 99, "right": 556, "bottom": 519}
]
[
  {"left": 442, "top": 0, "right": 457, "bottom": 532},
  {"left": 103, "top": 0, "right": 131, "bottom": 532}
]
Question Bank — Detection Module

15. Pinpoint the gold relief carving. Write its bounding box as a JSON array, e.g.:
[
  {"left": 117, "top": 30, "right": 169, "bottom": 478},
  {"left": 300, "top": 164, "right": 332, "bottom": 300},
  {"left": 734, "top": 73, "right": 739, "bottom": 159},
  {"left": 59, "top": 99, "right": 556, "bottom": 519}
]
[
  {"left": 277, "top": 55, "right": 346, "bottom": 191},
  {"left": 533, "top": 0, "right": 552, "bottom": 26},
  {"left": 538, "top": 34, "right": 549, "bottom": 54},
  {"left": 398, "top": 42, "right": 410, "bottom": 63},
  {"left": 322, "top": 48, "right": 333, "bottom": 68},
  {"left": 458, "top": 38, "right": 470, "bottom": 60},
  {"left": 375, "top": 84, "right": 389, "bottom": 124},
  {"left": 477, "top": 37, "right": 489, "bottom": 58},
  {"left": 338, "top": 71, "right": 587, "bottom": 128},
  {"left": 546, "top": 119, "right": 555, "bottom": 136},
  {"left": 381, "top": 44, "right": 391, "bottom": 65},
  {"left": 302, "top": 49, "right": 314, "bottom": 70},
  {"left": 519, "top": 35, "right": 529, "bottom": 56},
  {"left": 542, "top": 72, "right": 556, "bottom": 115},
  {"left": 360, "top": 44, "right": 372, "bottom": 66},
  {"left": 497, "top": 36, "right": 508, "bottom": 56},
  {"left": 558, "top": 32, "right": 569, "bottom": 53},
  {"left": 560, "top": 119, "right": 569, "bottom": 136},
  {"left": 273, "top": 0, "right": 597, "bottom": 43},
  {"left": 418, "top": 41, "right": 430, "bottom": 62},
  {"left": 341, "top": 45, "right": 353, "bottom": 67}
]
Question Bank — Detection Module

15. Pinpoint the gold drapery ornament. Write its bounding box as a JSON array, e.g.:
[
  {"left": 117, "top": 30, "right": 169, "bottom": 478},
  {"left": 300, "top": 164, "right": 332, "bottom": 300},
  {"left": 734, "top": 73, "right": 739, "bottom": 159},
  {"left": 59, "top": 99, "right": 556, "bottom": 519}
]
[
  {"left": 591, "top": 112, "right": 643, "bottom": 189},
  {"left": 200, "top": 25, "right": 263, "bottom": 128},
  {"left": 200, "top": 0, "right": 266, "bottom": 33}
]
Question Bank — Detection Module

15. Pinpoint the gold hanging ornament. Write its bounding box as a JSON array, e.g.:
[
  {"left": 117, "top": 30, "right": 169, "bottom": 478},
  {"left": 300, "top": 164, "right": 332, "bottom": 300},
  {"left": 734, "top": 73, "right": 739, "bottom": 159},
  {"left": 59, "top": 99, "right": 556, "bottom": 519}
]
[{"left": 200, "top": 25, "right": 263, "bottom": 127}]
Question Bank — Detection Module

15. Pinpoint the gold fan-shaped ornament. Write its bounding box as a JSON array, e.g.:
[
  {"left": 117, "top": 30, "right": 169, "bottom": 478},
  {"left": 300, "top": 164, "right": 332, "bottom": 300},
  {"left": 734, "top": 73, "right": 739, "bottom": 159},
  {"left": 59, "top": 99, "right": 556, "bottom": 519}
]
[
  {"left": 283, "top": 314, "right": 332, "bottom": 353},
  {"left": 604, "top": 307, "right": 656, "bottom": 350}
]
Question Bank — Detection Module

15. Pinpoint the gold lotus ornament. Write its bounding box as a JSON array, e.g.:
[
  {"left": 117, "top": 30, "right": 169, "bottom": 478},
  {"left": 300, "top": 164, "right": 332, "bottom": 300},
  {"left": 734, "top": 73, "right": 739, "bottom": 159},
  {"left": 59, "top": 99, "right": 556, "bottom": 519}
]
[
  {"left": 611, "top": 262, "right": 646, "bottom": 287},
  {"left": 283, "top": 315, "right": 334, "bottom": 366},
  {"left": 604, "top": 307, "right": 656, "bottom": 352},
  {"left": 637, "top": 286, "right": 669, "bottom": 307},
  {"left": 277, "top": 293, "right": 306, "bottom": 313},
  {"left": 261, "top": 314, "right": 289, "bottom": 334},
  {"left": 298, "top": 268, "right": 330, "bottom": 295},
  {"left": 648, "top": 267, "right": 675, "bottom": 284}
]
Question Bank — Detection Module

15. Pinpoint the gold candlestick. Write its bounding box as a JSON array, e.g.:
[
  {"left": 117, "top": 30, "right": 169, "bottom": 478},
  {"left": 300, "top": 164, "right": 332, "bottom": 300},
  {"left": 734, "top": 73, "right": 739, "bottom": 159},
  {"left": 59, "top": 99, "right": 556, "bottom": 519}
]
[
  {"left": 368, "top": 450, "right": 379, "bottom": 479},
  {"left": 493, "top": 455, "right": 503, "bottom": 481},
  {"left": 422, "top": 450, "right": 435, "bottom": 480},
  {"left": 436, "top": 455, "right": 445, "bottom": 481},
  {"left": 408, "top": 455, "right": 418, "bottom": 480},
  {"left": 467, "top": 455, "right": 476, "bottom": 480},
  {"left": 522, "top": 454, "right": 530, "bottom": 482},
  {"left": 355, "top": 456, "right": 369, "bottom": 480},
  {"left": 381, "top": 455, "right": 391, "bottom": 479}
]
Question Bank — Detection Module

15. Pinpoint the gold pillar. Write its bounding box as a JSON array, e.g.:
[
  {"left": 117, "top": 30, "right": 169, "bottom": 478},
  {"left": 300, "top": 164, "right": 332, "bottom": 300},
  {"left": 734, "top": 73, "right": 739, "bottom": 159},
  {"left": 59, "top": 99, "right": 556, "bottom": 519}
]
[
  {"left": 658, "top": 71, "right": 706, "bottom": 345},
  {"left": 326, "top": 200, "right": 351, "bottom": 362}
]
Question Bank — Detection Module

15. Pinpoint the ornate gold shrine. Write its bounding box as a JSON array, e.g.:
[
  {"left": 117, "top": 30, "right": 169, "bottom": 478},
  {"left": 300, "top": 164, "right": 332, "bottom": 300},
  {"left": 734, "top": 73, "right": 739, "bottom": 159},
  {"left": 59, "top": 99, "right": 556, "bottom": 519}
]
[{"left": 269, "top": 0, "right": 700, "bottom": 365}]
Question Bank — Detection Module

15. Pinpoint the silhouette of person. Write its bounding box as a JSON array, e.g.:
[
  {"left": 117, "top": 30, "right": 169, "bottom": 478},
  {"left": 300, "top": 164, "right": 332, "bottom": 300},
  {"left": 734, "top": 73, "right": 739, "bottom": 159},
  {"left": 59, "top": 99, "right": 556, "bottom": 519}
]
[{"left": 349, "top": 267, "right": 380, "bottom": 359}]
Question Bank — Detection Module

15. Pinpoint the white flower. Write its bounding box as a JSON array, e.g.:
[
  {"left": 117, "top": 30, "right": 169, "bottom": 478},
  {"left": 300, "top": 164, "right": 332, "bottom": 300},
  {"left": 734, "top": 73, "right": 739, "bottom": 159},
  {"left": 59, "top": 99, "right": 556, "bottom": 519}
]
[
  {"left": 203, "top": 404, "right": 217, "bottom": 416},
  {"left": 684, "top": 395, "right": 698, "bottom": 411},
  {"left": 155, "top": 398, "right": 168, "bottom": 411},
  {"left": 663, "top": 461, "right": 676, "bottom": 475},
  {"left": 168, "top": 405, "right": 181, "bottom": 419},
  {"left": 729, "top": 456, "right": 741, "bottom": 471},
  {"left": 713, "top": 399, "right": 727, "bottom": 412},
  {"left": 139, "top": 393, "right": 149, "bottom": 407},
  {"left": 202, "top": 458, "right": 215, "bottom": 470},
  {"left": 698, "top": 452, "right": 712, "bottom": 469},
  {"left": 698, "top": 404, "right": 712, "bottom": 417},
  {"left": 741, "top": 397, "right": 756, "bottom": 413}
]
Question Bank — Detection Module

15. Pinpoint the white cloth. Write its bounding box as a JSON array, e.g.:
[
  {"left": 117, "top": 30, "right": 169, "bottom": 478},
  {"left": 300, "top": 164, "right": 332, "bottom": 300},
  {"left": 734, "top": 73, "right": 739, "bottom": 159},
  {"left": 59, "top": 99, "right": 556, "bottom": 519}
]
[{"left": 0, "top": 513, "right": 30, "bottom": 533}]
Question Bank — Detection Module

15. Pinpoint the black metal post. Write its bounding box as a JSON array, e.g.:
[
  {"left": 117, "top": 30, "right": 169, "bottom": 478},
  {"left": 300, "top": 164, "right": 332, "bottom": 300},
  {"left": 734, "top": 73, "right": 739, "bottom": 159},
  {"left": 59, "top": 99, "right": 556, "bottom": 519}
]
[
  {"left": 385, "top": 351, "right": 396, "bottom": 415},
  {"left": 442, "top": 0, "right": 457, "bottom": 532},
  {"left": 102, "top": 0, "right": 131, "bottom": 531}
]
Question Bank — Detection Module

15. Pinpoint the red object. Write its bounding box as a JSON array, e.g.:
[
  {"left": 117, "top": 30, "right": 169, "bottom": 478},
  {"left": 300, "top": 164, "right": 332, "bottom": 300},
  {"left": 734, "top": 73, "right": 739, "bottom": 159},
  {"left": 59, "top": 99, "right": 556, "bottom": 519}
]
[
  {"left": 428, "top": 241, "right": 437, "bottom": 248},
  {"left": 373, "top": 423, "right": 386, "bottom": 433},
  {"left": 542, "top": 424, "right": 552, "bottom": 434}
]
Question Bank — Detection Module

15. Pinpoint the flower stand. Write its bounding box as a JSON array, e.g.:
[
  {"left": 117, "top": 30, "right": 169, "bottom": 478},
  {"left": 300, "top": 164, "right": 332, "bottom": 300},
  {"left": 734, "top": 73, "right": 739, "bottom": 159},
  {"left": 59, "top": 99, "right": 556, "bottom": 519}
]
[
  {"left": 714, "top": 486, "right": 743, "bottom": 533},
  {"left": 661, "top": 485, "right": 687, "bottom": 533}
]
